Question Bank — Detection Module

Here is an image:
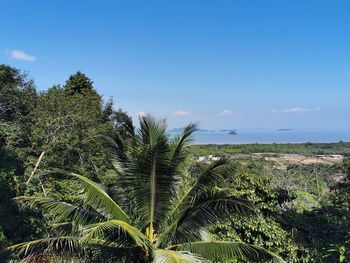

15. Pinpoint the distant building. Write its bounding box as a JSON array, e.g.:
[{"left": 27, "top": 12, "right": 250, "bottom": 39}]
[
  {"left": 197, "top": 155, "right": 221, "bottom": 162},
  {"left": 198, "top": 156, "right": 206, "bottom": 162},
  {"left": 316, "top": 154, "right": 343, "bottom": 160},
  {"left": 208, "top": 155, "right": 220, "bottom": 161},
  {"left": 331, "top": 155, "right": 344, "bottom": 159}
]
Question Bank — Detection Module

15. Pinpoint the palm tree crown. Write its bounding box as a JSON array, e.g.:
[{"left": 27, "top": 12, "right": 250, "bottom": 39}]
[{"left": 9, "top": 115, "right": 284, "bottom": 262}]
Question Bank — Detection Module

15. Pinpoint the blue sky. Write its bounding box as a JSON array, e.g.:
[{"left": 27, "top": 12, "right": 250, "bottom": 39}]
[{"left": 1, "top": 0, "right": 349, "bottom": 130}]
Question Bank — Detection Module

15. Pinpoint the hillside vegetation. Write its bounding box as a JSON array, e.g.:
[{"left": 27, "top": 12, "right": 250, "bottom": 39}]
[
  {"left": 0, "top": 65, "right": 349, "bottom": 262},
  {"left": 190, "top": 143, "right": 350, "bottom": 157}
]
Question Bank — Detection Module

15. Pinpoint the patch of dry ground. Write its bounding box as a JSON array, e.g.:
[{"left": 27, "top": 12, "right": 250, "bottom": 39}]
[{"left": 253, "top": 153, "right": 342, "bottom": 165}]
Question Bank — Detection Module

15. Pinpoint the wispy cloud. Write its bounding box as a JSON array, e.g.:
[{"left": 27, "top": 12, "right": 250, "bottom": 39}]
[
  {"left": 220, "top": 109, "right": 233, "bottom": 116},
  {"left": 270, "top": 107, "right": 321, "bottom": 113},
  {"left": 174, "top": 110, "right": 191, "bottom": 117},
  {"left": 7, "top": 49, "right": 36, "bottom": 62},
  {"left": 137, "top": 111, "right": 147, "bottom": 117}
]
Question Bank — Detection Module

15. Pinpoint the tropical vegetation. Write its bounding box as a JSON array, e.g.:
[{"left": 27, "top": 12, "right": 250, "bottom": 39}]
[
  {"left": 7, "top": 116, "right": 283, "bottom": 262},
  {"left": 0, "top": 64, "right": 349, "bottom": 262}
]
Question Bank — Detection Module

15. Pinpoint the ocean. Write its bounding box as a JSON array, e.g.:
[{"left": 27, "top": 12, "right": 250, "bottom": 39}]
[{"left": 168, "top": 130, "right": 350, "bottom": 145}]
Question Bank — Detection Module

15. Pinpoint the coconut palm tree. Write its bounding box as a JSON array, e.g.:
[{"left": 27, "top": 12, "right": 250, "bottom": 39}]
[{"left": 8, "top": 115, "right": 284, "bottom": 262}]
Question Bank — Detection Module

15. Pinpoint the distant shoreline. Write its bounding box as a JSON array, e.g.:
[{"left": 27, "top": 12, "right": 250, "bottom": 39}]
[{"left": 168, "top": 130, "right": 350, "bottom": 145}]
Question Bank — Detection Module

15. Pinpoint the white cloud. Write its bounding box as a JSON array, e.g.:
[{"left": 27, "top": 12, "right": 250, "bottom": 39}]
[
  {"left": 220, "top": 109, "right": 233, "bottom": 116},
  {"left": 137, "top": 111, "right": 147, "bottom": 117},
  {"left": 174, "top": 111, "right": 191, "bottom": 117},
  {"left": 8, "top": 49, "right": 36, "bottom": 62},
  {"left": 270, "top": 107, "right": 321, "bottom": 113}
]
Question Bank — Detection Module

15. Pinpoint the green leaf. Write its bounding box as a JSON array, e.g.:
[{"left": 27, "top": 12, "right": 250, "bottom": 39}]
[
  {"left": 170, "top": 123, "right": 197, "bottom": 166},
  {"left": 154, "top": 249, "right": 207, "bottom": 263},
  {"left": 8, "top": 236, "right": 143, "bottom": 262},
  {"left": 43, "top": 170, "right": 130, "bottom": 223},
  {"left": 8, "top": 236, "right": 86, "bottom": 261},
  {"left": 81, "top": 220, "right": 153, "bottom": 254},
  {"left": 166, "top": 158, "right": 232, "bottom": 226},
  {"left": 159, "top": 188, "right": 256, "bottom": 246},
  {"left": 123, "top": 116, "right": 182, "bottom": 232},
  {"left": 169, "top": 241, "right": 285, "bottom": 263},
  {"left": 15, "top": 196, "right": 103, "bottom": 227}
]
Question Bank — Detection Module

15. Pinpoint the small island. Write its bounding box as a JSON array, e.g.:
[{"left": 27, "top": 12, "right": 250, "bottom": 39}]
[
  {"left": 169, "top": 127, "right": 208, "bottom": 133},
  {"left": 277, "top": 129, "right": 294, "bottom": 132},
  {"left": 228, "top": 130, "right": 238, "bottom": 135}
]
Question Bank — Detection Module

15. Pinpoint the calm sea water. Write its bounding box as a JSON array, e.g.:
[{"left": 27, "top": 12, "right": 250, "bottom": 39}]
[{"left": 169, "top": 131, "right": 350, "bottom": 145}]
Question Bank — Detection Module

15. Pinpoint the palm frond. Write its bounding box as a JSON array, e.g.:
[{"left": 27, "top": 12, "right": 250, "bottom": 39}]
[
  {"left": 113, "top": 109, "right": 135, "bottom": 137},
  {"left": 108, "top": 118, "right": 197, "bottom": 236},
  {"left": 81, "top": 220, "right": 153, "bottom": 255},
  {"left": 105, "top": 132, "right": 141, "bottom": 215},
  {"left": 124, "top": 116, "right": 181, "bottom": 233},
  {"left": 169, "top": 241, "right": 285, "bottom": 263},
  {"left": 15, "top": 196, "right": 102, "bottom": 227},
  {"left": 106, "top": 132, "right": 129, "bottom": 164},
  {"left": 158, "top": 188, "right": 256, "bottom": 246},
  {"left": 154, "top": 249, "right": 208, "bottom": 263},
  {"left": 170, "top": 123, "right": 197, "bottom": 166},
  {"left": 195, "top": 157, "right": 232, "bottom": 188},
  {"left": 43, "top": 170, "right": 130, "bottom": 223},
  {"left": 8, "top": 236, "right": 144, "bottom": 263},
  {"left": 126, "top": 145, "right": 171, "bottom": 230},
  {"left": 139, "top": 114, "right": 167, "bottom": 146},
  {"left": 8, "top": 236, "right": 86, "bottom": 262},
  {"left": 166, "top": 157, "right": 232, "bottom": 225}
]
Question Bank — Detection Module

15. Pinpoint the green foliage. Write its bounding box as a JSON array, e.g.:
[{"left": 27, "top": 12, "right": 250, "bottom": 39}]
[
  {"left": 28, "top": 75, "right": 122, "bottom": 204},
  {"left": 190, "top": 157, "right": 350, "bottom": 262},
  {"left": 0, "top": 65, "right": 37, "bottom": 126},
  {"left": 0, "top": 66, "right": 43, "bottom": 254},
  {"left": 64, "top": 71, "right": 96, "bottom": 95},
  {"left": 1, "top": 64, "right": 349, "bottom": 262},
  {"left": 203, "top": 161, "right": 299, "bottom": 261},
  {"left": 8, "top": 116, "right": 282, "bottom": 263},
  {"left": 190, "top": 142, "right": 350, "bottom": 157},
  {"left": 332, "top": 158, "right": 350, "bottom": 211},
  {"left": 0, "top": 66, "right": 132, "bottom": 259},
  {"left": 313, "top": 159, "right": 350, "bottom": 262},
  {"left": 279, "top": 207, "right": 350, "bottom": 262},
  {"left": 323, "top": 242, "right": 350, "bottom": 263},
  {"left": 31, "top": 85, "right": 108, "bottom": 172},
  {"left": 0, "top": 126, "right": 44, "bottom": 254}
]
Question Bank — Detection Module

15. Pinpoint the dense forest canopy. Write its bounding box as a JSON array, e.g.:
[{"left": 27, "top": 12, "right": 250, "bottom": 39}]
[{"left": 0, "top": 65, "right": 349, "bottom": 262}]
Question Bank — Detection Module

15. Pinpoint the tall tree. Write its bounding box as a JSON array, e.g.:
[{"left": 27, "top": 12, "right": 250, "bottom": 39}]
[
  {"left": 0, "top": 65, "right": 36, "bottom": 125},
  {"left": 31, "top": 74, "right": 110, "bottom": 179},
  {"left": 0, "top": 65, "right": 42, "bottom": 257},
  {"left": 64, "top": 71, "right": 96, "bottom": 95}
]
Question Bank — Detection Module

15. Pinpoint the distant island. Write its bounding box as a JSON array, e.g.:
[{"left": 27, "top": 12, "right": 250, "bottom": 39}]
[
  {"left": 169, "top": 127, "right": 208, "bottom": 133},
  {"left": 169, "top": 128, "right": 240, "bottom": 134},
  {"left": 195, "top": 129, "right": 208, "bottom": 132},
  {"left": 277, "top": 129, "right": 294, "bottom": 131},
  {"left": 228, "top": 130, "right": 238, "bottom": 135}
]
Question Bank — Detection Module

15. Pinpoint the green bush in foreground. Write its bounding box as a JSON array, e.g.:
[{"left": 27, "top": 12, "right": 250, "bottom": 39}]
[{"left": 7, "top": 116, "right": 283, "bottom": 262}]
